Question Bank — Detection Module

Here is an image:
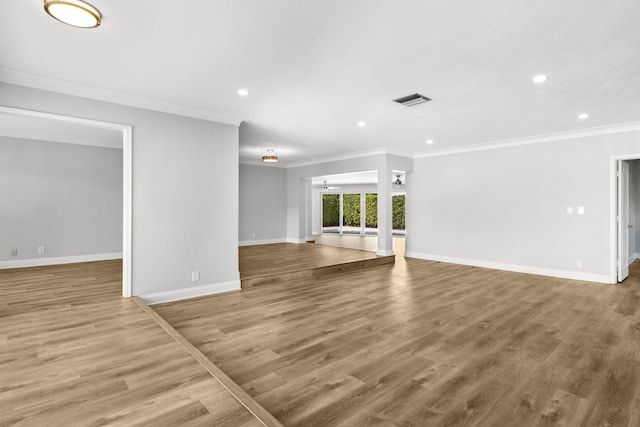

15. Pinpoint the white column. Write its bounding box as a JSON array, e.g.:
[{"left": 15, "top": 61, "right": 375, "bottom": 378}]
[
  {"left": 360, "top": 193, "right": 366, "bottom": 236},
  {"left": 304, "top": 178, "right": 313, "bottom": 242},
  {"left": 294, "top": 177, "right": 306, "bottom": 243},
  {"left": 377, "top": 162, "right": 394, "bottom": 256}
]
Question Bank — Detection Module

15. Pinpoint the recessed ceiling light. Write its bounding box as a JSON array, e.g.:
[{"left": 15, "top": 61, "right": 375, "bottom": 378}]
[
  {"left": 237, "top": 89, "right": 249, "bottom": 96},
  {"left": 426, "top": 139, "right": 434, "bottom": 145},
  {"left": 44, "top": 0, "right": 102, "bottom": 28},
  {"left": 532, "top": 74, "right": 548, "bottom": 83},
  {"left": 578, "top": 113, "right": 589, "bottom": 120},
  {"left": 357, "top": 121, "right": 366, "bottom": 127}
]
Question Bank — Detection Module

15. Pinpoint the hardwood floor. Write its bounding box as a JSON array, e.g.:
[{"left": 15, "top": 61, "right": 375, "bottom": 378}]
[
  {"left": 240, "top": 243, "right": 393, "bottom": 289},
  {"left": 0, "top": 260, "right": 265, "bottom": 427},
  {"left": 313, "top": 235, "right": 405, "bottom": 256},
  {"left": 155, "top": 255, "right": 640, "bottom": 426}
]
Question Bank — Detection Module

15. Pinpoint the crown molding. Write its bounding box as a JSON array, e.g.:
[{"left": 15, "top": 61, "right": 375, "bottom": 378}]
[
  {"left": 0, "top": 67, "right": 244, "bottom": 126},
  {"left": 414, "top": 121, "right": 640, "bottom": 159}
]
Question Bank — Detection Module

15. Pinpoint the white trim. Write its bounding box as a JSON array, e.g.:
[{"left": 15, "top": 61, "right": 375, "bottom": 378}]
[
  {"left": 122, "top": 125, "right": 133, "bottom": 298},
  {"left": 0, "top": 106, "right": 133, "bottom": 297},
  {"left": 628, "top": 253, "right": 637, "bottom": 265},
  {"left": 415, "top": 121, "right": 640, "bottom": 159},
  {"left": 0, "top": 67, "right": 243, "bottom": 126},
  {"left": 140, "top": 280, "right": 241, "bottom": 305},
  {"left": 0, "top": 252, "right": 123, "bottom": 269},
  {"left": 239, "top": 238, "right": 287, "bottom": 246},
  {"left": 610, "top": 153, "right": 640, "bottom": 284},
  {"left": 286, "top": 238, "right": 307, "bottom": 244},
  {"left": 404, "top": 251, "right": 614, "bottom": 284}
]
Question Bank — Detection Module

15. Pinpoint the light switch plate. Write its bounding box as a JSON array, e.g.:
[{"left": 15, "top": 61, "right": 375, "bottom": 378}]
[
  {"left": 578, "top": 207, "right": 585, "bottom": 215},
  {"left": 567, "top": 207, "right": 573, "bottom": 214}
]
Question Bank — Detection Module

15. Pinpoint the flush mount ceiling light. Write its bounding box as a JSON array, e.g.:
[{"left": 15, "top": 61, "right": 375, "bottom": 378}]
[
  {"left": 44, "top": 0, "right": 102, "bottom": 28},
  {"left": 262, "top": 148, "right": 278, "bottom": 163},
  {"left": 578, "top": 113, "right": 589, "bottom": 120},
  {"left": 533, "top": 74, "right": 548, "bottom": 83}
]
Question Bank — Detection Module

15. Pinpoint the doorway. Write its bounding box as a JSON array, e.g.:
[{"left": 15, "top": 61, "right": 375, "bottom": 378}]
[
  {"left": 613, "top": 155, "right": 640, "bottom": 282},
  {"left": 0, "top": 106, "right": 133, "bottom": 297}
]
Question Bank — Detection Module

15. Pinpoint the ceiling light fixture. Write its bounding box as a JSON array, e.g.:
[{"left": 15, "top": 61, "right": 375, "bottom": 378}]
[
  {"left": 393, "top": 174, "right": 403, "bottom": 188},
  {"left": 578, "top": 113, "right": 589, "bottom": 120},
  {"left": 237, "top": 89, "right": 249, "bottom": 96},
  {"left": 532, "top": 74, "right": 548, "bottom": 83},
  {"left": 426, "top": 139, "right": 434, "bottom": 145},
  {"left": 262, "top": 148, "right": 278, "bottom": 163},
  {"left": 357, "top": 121, "right": 366, "bottom": 127},
  {"left": 44, "top": 0, "right": 102, "bottom": 28}
]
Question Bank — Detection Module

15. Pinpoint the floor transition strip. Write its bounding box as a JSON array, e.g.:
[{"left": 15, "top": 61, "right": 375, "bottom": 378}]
[{"left": 132, "top": 296, "right": 284, "bottom": 427}]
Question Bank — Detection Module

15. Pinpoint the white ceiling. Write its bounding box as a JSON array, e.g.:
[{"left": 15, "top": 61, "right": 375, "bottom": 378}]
[{"left": 1, "top": 1, "right": 639, "bottom": 166}]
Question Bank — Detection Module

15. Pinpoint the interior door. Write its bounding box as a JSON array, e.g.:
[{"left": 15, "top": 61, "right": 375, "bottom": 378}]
[{"left": 618, "top": 161, "right": 630, "bottom": 282}]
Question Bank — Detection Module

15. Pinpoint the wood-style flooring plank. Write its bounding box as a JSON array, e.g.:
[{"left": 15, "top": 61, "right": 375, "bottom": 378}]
[
  {"left": 0, "top": 260, "right": 264, "bottom": 427},
  {"left": 154, "top": 252, "right": 640, "bottom": 426}
]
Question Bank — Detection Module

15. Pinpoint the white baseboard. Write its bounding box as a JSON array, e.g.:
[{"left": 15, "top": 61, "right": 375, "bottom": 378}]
[
  {"left": 239, "top": 238, "right": 287, "bottom": 247},
  {"left": 286, "top": 238, "right": 307, "bottom": 244},
  {"left": 404, "top": 251, "right": 614, "bottom": 284},
  {"left": 140, "top": 280, "right": 241, "bottom": 305},
  {"left": 0, "top": 252, "right": 123, "bottom": 269}
]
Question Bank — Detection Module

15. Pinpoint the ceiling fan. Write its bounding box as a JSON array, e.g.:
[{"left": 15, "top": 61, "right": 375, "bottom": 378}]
[
  {"left": 393, "top": 174, "right": 404, "bottom": 188},
  {"left": 323, "top": 181, "right": 340, "bottom": 190}
]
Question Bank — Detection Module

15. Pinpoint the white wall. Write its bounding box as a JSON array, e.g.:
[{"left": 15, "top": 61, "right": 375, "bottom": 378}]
[
  {"left": 239, "top": 163, "right": 287, "bottom": 244},
  {"left": 406, "top": 130, "right": 640, "bottom": 283},
  {"left": 0, "top": 83, "right": 240, "bottom": 300},
  {"left": 0, "top": 136, "right": 122, "bottom": 263}
]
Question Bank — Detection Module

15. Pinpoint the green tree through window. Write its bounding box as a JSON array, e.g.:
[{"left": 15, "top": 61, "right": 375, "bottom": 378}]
[{"left": 322, "top": 194, "right": 339, "bottom": 226}]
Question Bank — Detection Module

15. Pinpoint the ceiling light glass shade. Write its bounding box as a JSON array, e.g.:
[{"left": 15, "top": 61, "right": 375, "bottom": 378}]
[
  {"left": 44, "top": 0, "right": 102, "bottom": 28},
  {"left": 262, "top": 148, "right": 278, "bottom": 163}
]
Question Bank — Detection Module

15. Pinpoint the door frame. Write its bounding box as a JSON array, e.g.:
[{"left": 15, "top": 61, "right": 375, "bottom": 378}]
[
  {"left": 610, "top": 153, "right": 640, "bottom": 283},
  {"left": 0, "top": 106, "right": 133, "bottom": 297}
]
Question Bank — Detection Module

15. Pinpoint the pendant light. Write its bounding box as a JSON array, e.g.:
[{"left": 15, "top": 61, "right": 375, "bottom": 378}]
[{"left": 262, "top": 148, "right": 278, "bottom": 163}]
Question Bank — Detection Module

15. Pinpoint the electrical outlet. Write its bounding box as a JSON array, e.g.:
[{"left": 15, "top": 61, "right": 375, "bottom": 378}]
[
  {"left": 38, "top": 246, "right": 46, "bottom": 254},
  {"left": 10, "top": 249, "right": 17, "bottom": 257},
  {"left": 576, "top": 259, "right": 583, "bottom": 268},
  {"left": 191, "top": 271, "right": 200, "bottom": 282},
  {"left": 252, "top": 232, "right": 256, "bottom": 238}
]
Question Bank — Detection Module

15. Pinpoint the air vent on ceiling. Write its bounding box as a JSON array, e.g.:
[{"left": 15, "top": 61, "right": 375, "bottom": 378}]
[{"left": 393, "top": 93, "right": 432, "bottom": 107}]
